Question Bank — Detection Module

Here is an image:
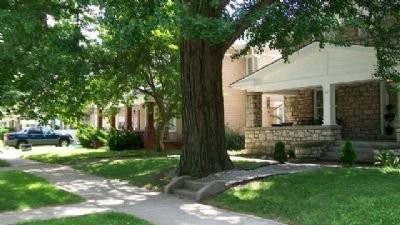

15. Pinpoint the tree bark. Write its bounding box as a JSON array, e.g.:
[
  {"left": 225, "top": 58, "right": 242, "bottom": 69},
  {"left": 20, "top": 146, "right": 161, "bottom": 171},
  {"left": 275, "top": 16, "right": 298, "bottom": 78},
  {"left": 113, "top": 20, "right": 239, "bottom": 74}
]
[
  {"left": 179, "top": 40, "right": 233, "bottom": 177},
  {"left": 156, "top": 118, "right": 166, "bottom": 151},
  {"left": 97, "top": 108, "right": 103, "bottom": 129},
  {"left": 125, "top": 105, "right": 132, "bottom": 130},
  {"left": 110, "top": 114, "right": 116, "bottom": 129}
]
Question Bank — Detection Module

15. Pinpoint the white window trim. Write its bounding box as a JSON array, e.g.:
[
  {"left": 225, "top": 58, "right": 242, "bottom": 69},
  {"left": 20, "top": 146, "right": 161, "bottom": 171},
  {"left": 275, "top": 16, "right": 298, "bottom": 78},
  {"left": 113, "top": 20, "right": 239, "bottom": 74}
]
[
  {"left": 168, "top": 118, "right": 177, "bottom": 132},
  {"left": 245, "top": 54, "right": 260, "bottom": 75},
  {"left": 313, "top": 88, "right": 323, "bottom": 120}
]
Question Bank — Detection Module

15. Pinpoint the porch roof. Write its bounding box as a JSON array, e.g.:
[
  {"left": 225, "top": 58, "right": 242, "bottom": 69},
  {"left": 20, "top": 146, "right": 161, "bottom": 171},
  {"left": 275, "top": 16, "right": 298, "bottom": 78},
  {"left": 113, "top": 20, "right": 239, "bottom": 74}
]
[{"left": 231, "top": 42, "right": 388, "bottom": 93}]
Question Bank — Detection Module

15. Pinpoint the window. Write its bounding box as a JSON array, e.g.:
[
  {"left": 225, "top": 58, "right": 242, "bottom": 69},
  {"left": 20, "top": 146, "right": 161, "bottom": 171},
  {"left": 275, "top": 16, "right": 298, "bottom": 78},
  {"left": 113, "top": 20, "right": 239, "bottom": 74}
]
[
  {"left": 314, "top": 89, "right": 323, "bottom": 124},
  {"left": 42, "top": 128, "right": 54, "bottom": 135},
  {"left": 272, "top": 101, "right": 284, "bottom": 124},
  {"left": 246, "top": 55, "right": 260, "bottom": 75},
  {"left": 168, "top": 118, "right": 177, "bottom": 132},
  {"left": 28, "top": 128, "right": 42, "bottom": 134},
  {"left": 246, "top": 57, "right": 253, "bottom": 74}
]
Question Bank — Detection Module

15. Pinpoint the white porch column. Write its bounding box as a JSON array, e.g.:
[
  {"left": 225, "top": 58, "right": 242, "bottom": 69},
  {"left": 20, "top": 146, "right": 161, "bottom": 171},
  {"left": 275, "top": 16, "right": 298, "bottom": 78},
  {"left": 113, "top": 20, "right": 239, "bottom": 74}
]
[{"left": 322, "top": 83, "right": 336, "bottom": 126}]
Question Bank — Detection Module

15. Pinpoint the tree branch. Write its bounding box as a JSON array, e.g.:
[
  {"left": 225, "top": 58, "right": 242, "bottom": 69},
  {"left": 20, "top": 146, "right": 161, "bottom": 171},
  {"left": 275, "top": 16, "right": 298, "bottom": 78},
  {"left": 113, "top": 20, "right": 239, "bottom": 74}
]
[
  {"left": 137, "top": 87, "right": 152, "bottom": 96},
  {"left": 223, "top": 0, "right": 274, "bottom": 52},
  {"left": 215, "top": 0, "right": 230, "bottom": 15}
]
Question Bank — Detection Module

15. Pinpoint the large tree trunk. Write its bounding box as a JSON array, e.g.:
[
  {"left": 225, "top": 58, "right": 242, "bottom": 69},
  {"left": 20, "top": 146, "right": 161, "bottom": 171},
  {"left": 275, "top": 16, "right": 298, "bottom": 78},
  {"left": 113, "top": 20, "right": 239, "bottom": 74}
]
[
  {"left": 125, "top": 105, "right": 133, "bottom": 130},
  {"left": 156, "top": 118, "right": 166, "bottom": 151},
  {"left": 97, "top": 108, "right": 103, "bottom": 129},
  {"left": 110, "top": 114, "right": 116, "bottom": 129},
  {"left": 179, "top": 40, "right": 233, "bottom": 177}
]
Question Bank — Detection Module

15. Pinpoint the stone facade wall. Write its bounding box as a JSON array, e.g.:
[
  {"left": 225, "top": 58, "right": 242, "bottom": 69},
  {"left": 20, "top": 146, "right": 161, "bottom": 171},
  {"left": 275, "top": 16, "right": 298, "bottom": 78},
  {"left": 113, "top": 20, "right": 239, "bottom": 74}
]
[
  {"left": 246, "top": 93, "right": 262, "bottom": 127},
  {"left": 245, "top": 126, "right": 342, "bottom": 156},
  {"left": 284, "top": 90, "right": 314, "bottom": 125},
  {"left": 336, "top": 81, "right": 381, "bottom": 140}
]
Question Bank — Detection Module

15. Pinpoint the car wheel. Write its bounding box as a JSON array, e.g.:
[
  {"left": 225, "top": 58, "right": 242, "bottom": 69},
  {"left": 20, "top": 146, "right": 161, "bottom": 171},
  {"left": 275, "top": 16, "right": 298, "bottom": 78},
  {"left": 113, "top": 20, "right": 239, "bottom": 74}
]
[
  {"left": 16, "top": 141, "right": 28, "bottom": 149},
  {"left": 59, "top": 139, "right": 70, "bottom": 147}
]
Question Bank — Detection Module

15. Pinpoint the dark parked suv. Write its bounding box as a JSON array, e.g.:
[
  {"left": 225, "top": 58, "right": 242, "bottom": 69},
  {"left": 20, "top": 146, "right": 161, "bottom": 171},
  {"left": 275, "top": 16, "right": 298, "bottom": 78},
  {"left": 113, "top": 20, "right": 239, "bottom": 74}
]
[{"left": 3, "top": 127, "right": 74, "bottom": 149}]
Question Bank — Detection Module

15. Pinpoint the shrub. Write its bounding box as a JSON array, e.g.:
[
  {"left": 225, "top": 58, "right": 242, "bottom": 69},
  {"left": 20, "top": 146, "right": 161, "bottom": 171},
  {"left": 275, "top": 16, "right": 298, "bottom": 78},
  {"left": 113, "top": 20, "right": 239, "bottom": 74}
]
[
  {"left": 273, "top": 141, "right": 287, "bottom": 163},
  {"left": 108, "top": 129, "right": 143, "bottom": 151},
  {"left": 225, "top": 128, "right": 245, "bottom": 150},
  {"left": 0, "top": 127, "right": 13, "bottom": 139},
  {"left": 340, "top": 141, "right": 357, "bottom": 166},
  {"left": 375, "top": 150, "right": 400, "bottom": 168},
  {"left": 77, "top": 125, "right": 108, "bottom": 149}
]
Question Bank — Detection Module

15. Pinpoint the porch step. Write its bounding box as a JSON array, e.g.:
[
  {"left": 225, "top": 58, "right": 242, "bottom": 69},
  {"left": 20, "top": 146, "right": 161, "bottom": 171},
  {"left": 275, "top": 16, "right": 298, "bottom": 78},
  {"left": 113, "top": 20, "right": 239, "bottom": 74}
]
[
  {"left": 322, "top": 149, "right": 374, "bottom": 162},
  {"left": 165, "top": 176, "right": 226, "bottom": 201},
  {"left": 332, "top": 140, "right": 400, "bottom": 149},
  {"left": 173, "top": 188, "right": 197, "bottom": 199},
  {"left": 376, "top": 135, "right": 396, "bottom": 141},
  {"left": 183, "top": 180, "right": 208, "bottom": 191},
  {"left": 322, "top": 140, "right": 400, "bottom": 162}
]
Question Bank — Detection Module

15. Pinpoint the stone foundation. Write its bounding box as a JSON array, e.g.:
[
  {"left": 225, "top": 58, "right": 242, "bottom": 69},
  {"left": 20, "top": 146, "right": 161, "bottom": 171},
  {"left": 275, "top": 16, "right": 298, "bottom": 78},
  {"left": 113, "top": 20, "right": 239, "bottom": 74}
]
[
  {"left": 245, "top": 126, "right": 342, "bottom": 157},
  {"left": 294, "top": 141, "right": 332, "bottom": 159}
]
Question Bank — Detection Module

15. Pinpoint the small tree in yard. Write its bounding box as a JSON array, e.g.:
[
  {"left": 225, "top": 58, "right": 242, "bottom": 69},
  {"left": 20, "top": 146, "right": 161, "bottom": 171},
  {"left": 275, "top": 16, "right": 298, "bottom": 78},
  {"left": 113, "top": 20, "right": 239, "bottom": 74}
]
[
  {"left": 274, "top": 141, "right": 287, "bottom": 163},
  {"left": 341, "top": 141, "right": 357, "bottom": 167}
]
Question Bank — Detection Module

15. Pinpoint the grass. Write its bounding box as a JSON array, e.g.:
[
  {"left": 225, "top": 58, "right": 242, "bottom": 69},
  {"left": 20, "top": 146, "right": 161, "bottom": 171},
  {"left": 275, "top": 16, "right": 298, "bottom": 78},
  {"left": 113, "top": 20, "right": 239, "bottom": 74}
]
[
  {"left": 75, "top": 157, "right": 180, "bottom": 191},
  {"left": 16, "top": 212, "right": 152, "bottom": 225},
  {"left": 233, "top": 160, "right": 270, "bottom": 170},
  {"left": 23, "top": 147, "right": 271, "bottom": 191},
  {"left": 24, "top": 147, "right": 266, "bottom": 169},
  {"left": 75, "top": 157, "right": 269, "bottom": 190},
  {"left": 0, "top": 159, "right": 9, "bottom": 167},
  {"left": 0, "top": 171, "right": 83, "bottom": 212},
  {"left": 208, "top": 167, "right": 400, "bottom": 225},
  {"left": 23, "top": 148, "right": 180, "bottom": 164}
]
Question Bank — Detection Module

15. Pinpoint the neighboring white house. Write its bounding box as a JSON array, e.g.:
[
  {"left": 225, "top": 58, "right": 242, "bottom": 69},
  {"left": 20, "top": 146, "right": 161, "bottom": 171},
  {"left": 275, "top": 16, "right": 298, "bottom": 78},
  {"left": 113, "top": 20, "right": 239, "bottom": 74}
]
[{"left": 232, "top": 42, "right": 400, "bottom": 160}]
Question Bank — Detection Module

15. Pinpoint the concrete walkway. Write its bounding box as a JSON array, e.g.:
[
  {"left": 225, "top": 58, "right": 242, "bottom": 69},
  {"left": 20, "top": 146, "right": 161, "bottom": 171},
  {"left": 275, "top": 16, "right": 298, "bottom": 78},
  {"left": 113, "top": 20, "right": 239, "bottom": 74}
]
[{"left": 0, "top": 151, "right": 284, "bottom": 225}]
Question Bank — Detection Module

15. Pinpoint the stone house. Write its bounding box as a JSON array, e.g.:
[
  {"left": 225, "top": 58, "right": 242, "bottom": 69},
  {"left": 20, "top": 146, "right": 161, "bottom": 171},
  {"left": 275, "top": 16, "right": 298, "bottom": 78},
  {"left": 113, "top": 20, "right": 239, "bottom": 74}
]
[
  {"left": 83, "top": 95, "right": 182, "bottom": 149},
  {"left": 87, "top": 43, "right": 282, "bottom": 143},
  {"left": 223, "top": 43, "right": 282, "bottom": 133},
  {"left": 232, "top": 42, "right": 400, "bottom": 160}
]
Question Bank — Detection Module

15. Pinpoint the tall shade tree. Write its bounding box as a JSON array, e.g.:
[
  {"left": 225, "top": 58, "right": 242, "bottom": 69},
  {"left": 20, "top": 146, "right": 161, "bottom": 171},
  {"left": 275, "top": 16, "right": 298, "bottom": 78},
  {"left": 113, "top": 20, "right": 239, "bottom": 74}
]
[
  {"left": 176, "top": 0, "right": 399, "bottom": 177},
  {"left": 0, "top": 0, "right": 94, "bottom": 123},
  {"left": 176, "top": 0, "right": 336, "bottom": 176},
  {"left": 96, "top": 0, "right": 181, "bottom": 150}
]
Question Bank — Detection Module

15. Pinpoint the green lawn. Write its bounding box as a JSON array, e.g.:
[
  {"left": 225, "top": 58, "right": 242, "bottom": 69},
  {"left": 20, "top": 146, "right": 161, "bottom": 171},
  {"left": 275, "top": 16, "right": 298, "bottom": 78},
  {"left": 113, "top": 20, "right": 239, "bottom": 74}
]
[
  {"left": 208, "top": 167, "right": 400, "bottom": 225},
  {"left": 75, "top": 157, "right": 180, "bottom": 191},
  {"left": 16, "top": 212, "right": 152, "bottom": 225},
  {"left": 0, "top": 171, "right": 83, "bottom": 212},
  {"left": 24, "top": 148, "right": 180, "bottom": 164},
  {"left": 75, "top": 157, "right": 267, "bottom": 190},
  {"left": 24, "top": 148, "right": 265, "bottom": 191},
  {"left": 0, "top": 159, "right": 9, "bottom": 167},
  {"left": 233, "top": 160, "right": 270, "bottom": 170}
]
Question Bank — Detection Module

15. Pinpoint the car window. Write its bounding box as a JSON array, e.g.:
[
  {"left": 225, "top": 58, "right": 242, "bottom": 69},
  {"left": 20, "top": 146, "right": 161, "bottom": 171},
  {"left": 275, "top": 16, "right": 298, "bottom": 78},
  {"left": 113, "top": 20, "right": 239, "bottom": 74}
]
[
  {"left": 42, "top": 128, "right": 54, "bottom": 135},
  {"left": 28, "top": 128, "right": 42, "bottom": 134}
]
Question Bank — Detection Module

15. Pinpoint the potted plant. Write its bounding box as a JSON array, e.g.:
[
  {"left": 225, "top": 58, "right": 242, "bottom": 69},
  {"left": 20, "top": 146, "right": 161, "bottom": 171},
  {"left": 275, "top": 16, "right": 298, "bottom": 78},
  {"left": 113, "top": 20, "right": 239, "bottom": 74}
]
[{"left": 384, "top": 104, "right": 396, "bottom": 135}]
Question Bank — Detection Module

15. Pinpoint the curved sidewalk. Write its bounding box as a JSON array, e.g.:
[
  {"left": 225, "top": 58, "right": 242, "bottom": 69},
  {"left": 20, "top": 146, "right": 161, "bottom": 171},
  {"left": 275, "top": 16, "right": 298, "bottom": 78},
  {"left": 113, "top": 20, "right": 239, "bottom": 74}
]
[{"left": 0, "top": 151, "right": 284, "bottom": 225}]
